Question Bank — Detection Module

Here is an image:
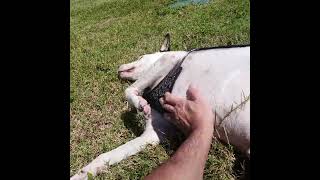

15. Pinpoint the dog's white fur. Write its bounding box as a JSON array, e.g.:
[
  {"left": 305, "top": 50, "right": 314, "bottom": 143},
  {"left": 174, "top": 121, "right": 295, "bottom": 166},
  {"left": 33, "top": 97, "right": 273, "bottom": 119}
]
[{"left": 71, "top": 35, "right": 250, "bottom": 180}]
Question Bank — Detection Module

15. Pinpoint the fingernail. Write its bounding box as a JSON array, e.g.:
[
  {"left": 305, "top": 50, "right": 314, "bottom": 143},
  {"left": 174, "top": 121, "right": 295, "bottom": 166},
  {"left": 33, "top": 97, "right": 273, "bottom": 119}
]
[{"left": 159, "top": 97, "right": 164, "bottom": 105}]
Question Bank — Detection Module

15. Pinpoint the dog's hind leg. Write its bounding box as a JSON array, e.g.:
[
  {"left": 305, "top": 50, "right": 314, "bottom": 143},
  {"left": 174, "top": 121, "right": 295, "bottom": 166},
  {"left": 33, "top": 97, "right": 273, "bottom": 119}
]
[{"left": 71, "top": 117, "right": 160, "bottom": 180}]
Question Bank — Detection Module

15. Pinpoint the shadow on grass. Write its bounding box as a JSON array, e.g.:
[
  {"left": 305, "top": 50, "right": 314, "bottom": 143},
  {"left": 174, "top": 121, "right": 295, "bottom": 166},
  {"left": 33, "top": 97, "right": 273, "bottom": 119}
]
[
  {"left": 121, "top": 108, "right": 144, "bottom": 137},
  {"left": 233, "top": 149, "right": 250, "bottom": 180}
]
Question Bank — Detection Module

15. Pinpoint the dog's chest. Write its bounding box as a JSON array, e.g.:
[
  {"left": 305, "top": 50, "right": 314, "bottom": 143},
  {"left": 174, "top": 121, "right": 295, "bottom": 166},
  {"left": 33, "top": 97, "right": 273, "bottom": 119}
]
[{"left": 142, "top": 62, "right": 183, "bottom": 113}]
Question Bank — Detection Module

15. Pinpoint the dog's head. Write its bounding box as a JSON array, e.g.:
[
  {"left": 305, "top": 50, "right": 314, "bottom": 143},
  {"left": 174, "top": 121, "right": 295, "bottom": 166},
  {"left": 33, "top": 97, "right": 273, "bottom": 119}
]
[{"left": 118, "top": 34, "right": 172, "bottom": 81}]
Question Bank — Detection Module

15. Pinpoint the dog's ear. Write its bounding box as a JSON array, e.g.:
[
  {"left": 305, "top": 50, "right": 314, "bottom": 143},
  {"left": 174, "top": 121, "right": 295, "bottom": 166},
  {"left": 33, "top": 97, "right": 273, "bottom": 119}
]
[{"left": 160, "top": 33, "right": 170, "bottom": 52}]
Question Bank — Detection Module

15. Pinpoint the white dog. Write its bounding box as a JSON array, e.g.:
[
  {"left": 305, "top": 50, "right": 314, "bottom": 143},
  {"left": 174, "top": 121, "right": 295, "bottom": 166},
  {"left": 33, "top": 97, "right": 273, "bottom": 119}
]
[{"left": 71, "top": 34, "right": 250, "bottom": 180}]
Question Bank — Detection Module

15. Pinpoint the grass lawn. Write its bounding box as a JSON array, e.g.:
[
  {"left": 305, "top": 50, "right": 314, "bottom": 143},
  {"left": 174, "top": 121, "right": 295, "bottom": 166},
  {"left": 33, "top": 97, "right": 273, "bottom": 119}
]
[{"left": 70, "top": 0, "right": 250, "bottom": 179}]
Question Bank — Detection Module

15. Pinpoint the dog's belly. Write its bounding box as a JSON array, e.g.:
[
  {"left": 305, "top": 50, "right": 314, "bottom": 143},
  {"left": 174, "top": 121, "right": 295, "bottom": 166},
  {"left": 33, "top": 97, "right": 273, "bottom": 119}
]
[{"left": 171, "top": 47, "right": 250, "bottom": 153}]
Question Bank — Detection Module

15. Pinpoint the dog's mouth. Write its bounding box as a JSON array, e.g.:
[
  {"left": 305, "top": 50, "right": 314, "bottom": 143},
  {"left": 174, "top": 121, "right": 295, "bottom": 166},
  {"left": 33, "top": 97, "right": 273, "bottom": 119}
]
[
  {"left": 118, "top": 66, "right": 136, "bottom": 80},
  {"left": 118, "top": 67, "right": 135, "bottom": 74}
]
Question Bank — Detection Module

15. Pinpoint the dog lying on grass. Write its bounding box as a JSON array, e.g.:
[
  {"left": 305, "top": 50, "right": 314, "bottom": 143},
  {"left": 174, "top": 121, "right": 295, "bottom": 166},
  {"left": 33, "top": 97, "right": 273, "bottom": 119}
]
[{"left": 71, "top": 34, "right": 250, "bottom": 180}]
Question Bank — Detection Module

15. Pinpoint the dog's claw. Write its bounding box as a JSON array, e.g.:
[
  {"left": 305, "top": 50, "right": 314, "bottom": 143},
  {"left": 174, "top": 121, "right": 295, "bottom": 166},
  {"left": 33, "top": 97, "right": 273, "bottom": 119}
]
[
  {"left": 135, "top": 96, "right": 151, "bottom": 119},
  {"left": 138, "top": 96, "right": 148, "bottom": 111},
  {"left": 138, "top": 105, "right": 143, "bottom": 112}
]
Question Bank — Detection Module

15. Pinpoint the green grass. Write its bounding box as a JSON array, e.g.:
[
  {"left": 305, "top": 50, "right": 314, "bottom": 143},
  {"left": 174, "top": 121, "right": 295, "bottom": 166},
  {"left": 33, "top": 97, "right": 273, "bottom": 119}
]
[{"left": 70, "top": 0, "right": 250, "bottom": 179}]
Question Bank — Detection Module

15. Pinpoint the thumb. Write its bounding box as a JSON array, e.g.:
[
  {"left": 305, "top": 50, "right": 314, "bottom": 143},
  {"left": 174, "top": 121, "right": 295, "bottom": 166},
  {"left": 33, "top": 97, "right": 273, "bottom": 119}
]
[{"left": 186, "top": 84, "right": 199, "bottom": 101}]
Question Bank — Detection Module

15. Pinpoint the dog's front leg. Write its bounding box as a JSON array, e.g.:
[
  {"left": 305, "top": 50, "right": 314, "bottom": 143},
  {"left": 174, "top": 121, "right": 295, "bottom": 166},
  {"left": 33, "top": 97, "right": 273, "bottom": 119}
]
[
  {"left": 125, "top": 54, "right": 180, "bottom": 116},
  {"left": 125, "top": 85, "right": 152, "bottom": 116},
  {"left": 124, "top": 71, "right": 163, "bottom": 112},
  {"left": 71, "top": 115, "right": 160, "bottom": 180}
]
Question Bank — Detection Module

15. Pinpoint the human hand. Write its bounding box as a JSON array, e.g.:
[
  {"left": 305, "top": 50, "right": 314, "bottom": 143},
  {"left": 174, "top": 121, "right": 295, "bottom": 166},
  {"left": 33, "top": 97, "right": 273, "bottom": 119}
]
[{"left": 160, "top": 85, "right": 215, "bottom": 136}]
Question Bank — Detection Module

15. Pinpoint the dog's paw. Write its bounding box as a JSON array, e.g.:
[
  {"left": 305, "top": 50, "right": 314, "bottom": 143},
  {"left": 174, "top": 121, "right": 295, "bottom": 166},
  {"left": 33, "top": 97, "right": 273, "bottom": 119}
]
[
  {"left": 137, "top": 96, "right": 151, "bottom": 119},
  {"left": 142, "top": 104, "right": 151, "bottom": 119},
  {"left": 137, "top": 96, "right": 148, "bottom": 111}
]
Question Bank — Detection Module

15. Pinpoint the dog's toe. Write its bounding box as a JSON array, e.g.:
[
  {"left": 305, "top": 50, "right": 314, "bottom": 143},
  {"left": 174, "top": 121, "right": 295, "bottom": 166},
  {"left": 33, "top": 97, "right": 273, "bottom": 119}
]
[
  {"left": 142, "top": 105, "right": 151, "bottom": 119},
  {"left": 138, "top": 96, "right": 148, "bottom": 111}
]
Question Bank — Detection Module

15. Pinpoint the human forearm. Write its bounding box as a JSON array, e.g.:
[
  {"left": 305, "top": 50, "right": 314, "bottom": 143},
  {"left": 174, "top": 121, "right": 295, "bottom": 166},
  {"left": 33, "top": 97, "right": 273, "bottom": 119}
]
[
  {"left": 145, "top": 127, "right": 213, "bottom": 180},
  {"left": 146, "top": 86, "right": 215, "bottom": 180}
]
